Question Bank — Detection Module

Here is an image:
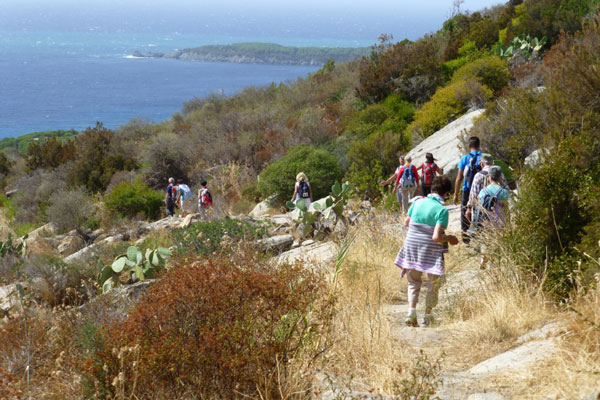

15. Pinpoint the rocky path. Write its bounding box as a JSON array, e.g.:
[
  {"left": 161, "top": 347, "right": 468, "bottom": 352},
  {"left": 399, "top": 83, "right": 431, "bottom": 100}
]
[{"left": 378, "top": 208, "right": 566, "bottom": 399}]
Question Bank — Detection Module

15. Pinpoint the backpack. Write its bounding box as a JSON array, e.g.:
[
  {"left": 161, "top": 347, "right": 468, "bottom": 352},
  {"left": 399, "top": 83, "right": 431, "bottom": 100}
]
[
  {"left": 298, "top": 181, "right": 310, "bottom": 199},
  {"left": 465, "top": 152, "right": 482, "bottom": 189},
  {"left": 421, "top": 162, "right": 436, "bottom": 187},
  {"left": 400, "top": 166, "right": 416, "bottom": 188},
  {"left": 179, "top": 184, "right": 192, "bottom": 200},
  {"left": 166, "top": 184, "right": 177, "bottom": 205},
  {"left": 200, "top": 188, "right": 213, "bottom": 208},
  {"left": 473, "top": 186, "right": 504, "bottom": 225}
]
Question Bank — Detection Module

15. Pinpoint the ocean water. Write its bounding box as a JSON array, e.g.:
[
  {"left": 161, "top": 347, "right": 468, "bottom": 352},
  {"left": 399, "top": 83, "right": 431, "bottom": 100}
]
[{"left": 0, "top": 31, "right": 344, "bottom": 139}]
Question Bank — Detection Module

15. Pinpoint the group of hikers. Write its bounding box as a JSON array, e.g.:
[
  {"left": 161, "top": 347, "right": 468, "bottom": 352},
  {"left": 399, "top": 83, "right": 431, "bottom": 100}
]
[
  {"left": 165, "top": 177, "right": 213, "bottom": 218},
  {"left": 387, "top": 136, "right": 509, "bottom": 327}
]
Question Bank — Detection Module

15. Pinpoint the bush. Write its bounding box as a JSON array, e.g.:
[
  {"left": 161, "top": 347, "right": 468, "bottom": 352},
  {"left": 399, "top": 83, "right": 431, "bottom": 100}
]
[
  {"left": 104, "top": 180, "right": 164, "bottom": 220},
  {"left": 408, "top": 79, "right": 492, "bottom": 139},
  {"left": 344, "top": 94, "right": 413, "bottom": 140},
  {"left": 346, "top": 130, "right": 410, "bottom": 199},
  {"left": 25, "top": 135, "right": 75, "bottom": 171},
  {"left": 258, "top": 145, "right": 343, "bottom": 203},
  {"left": 67, "top": 123, "right": 138, "bottom": 193},
  {"left": 440, "top": 40, "right": 483, "bottom": 82},
  {"left": 86, "top": 254, "right": 329, "bottom": 399},
  {"left": 172, "top": 217, "right": 267, "bottom": 256},
  {"left": 469, "top": 88, "right": 547, "bottom": 167},
  {"left": 451, "top": 55, "right": 510, "bottom": 94},
  {"left": 509, "top": 0, "right": 594, "bottom": 46},
  {"left": 20, "top": 254, "right": 94, "bottom": 307},
  {"left": 142, "top": 131, "right": 191, "bottom": 188},
  {"left": 45, "top": 187, "right": 95, "bottom": 234},
  {"left": 357, "top": 37, "right": 442, "bottom": 103},
  {"left": 479, "top": 16, "right": 600, "bottom": 299}
]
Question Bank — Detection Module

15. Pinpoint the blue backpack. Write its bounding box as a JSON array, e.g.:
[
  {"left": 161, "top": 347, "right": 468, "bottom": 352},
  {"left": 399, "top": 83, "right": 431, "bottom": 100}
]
[
  {"left": 473, "top": 186, "right": 505, "bottom": 225},
  {"left": 298, "top": 181, "right": 310, "bottom": 199},
  {"left": 401, "top": 166, "right": 416, "bottom": 188},
  {"left": 465, "top": 152, "right": 482, "bottom": 189}
]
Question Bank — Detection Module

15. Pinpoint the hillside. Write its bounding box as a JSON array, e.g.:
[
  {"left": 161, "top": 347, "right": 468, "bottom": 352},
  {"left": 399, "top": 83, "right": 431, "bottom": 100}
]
[
  {"left": 1, "top": 0, "right": 600, "bottom": 398},
  {"left": 133, "top": 42, "right": 370, "bottom": 65}
]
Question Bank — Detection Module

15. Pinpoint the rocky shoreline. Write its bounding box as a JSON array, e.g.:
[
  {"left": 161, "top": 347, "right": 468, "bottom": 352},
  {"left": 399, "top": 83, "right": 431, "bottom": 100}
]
[{"left": 132, "top": 43, "right": 370, "bottom": 66}]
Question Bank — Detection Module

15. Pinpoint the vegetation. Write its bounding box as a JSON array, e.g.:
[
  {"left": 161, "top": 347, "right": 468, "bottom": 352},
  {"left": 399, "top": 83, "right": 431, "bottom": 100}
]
[
  {"left": 172, "top": 218, "right": 268, "bottom": 256},
  {"left": 258, "top": 145, "right": 343, "bottom": 204},
  {"left": 0, "top": 129, "right": 77, "bottom": 155},
  {"left": 2, "top": 1, "right": 600, "bottom": 397},
  {"left": 153, "top": 42, "right": 370, "bottom": 65},
  {"left": 86, "top": 254, "right": 329, "bottom": 399},
  {"left": 104, "top": 180, "right": 164, "bottom": 220},
  {"left": 97, "top": 245, "right": 172, "bottom": 293}
]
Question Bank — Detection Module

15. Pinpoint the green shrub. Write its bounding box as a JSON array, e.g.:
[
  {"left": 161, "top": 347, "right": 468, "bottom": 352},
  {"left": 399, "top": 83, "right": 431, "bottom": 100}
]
[
  {"left": 451, "top": 55, "right": 510, "bottom": 94},
  {"left": 408, "top": 79, "right": 492, "bottom": 139},
  {"left": 258, "top": 145, "right": 343, "bottom": 203},
  {"left": 344, "top": 94, "right": 413, "bottom": 140},
  {"left": 87, "top": 254, "right": 329, "bottom": 399},
  {"left": 440, "top": 40, "right": 483, "bottom": 82},
  {"left": 479, "top": 18, "right": 600, "bottom": 299},
  {"left": 104, "top": 180, "right": 164, "bottom": 220},
  {"left": 346, "top": 130, "right": 409, "bottom": 199},
  {"left": 172, "top": 218, "right": 267, "bottom": 256}
]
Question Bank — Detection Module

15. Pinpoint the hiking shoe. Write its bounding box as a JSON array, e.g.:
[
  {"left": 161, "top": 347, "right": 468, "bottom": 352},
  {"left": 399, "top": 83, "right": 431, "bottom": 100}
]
[
  {"left": 421, "top": 314, "right": 435, "bottom": 327},
  {"left": 405, "top": 314, "right": 418, "bottom": 327}
]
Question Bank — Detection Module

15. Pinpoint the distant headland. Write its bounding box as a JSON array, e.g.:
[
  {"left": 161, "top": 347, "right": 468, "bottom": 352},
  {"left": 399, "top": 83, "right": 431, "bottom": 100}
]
[{"left": 132, "top": 42, "right": 371, "bottom": 66}]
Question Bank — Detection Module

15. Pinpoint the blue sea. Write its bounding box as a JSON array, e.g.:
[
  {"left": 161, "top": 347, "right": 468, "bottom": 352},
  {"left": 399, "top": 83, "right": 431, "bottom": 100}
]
[{"left": 0, "top": 31, "right": 371, "bottom": 139}]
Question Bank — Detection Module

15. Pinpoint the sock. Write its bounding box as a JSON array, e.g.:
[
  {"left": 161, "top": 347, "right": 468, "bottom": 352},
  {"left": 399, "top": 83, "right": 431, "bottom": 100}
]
[{"left": 407, "top": 308, "right": 416, "bottom": 317}]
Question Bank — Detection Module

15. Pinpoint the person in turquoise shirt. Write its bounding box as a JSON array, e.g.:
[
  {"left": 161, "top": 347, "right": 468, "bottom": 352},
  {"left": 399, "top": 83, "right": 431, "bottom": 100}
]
[
  {"left": 394, "top": 176, "right": 459, "bottom": 327},
  {"left": 476, "top": 165, "right": 510, "bottom": 227}
]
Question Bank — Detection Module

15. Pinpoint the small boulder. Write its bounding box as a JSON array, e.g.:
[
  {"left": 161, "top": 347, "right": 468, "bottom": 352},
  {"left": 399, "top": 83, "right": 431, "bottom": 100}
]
[
  {"left": 179, "top": 214, "right": 194, "bottom": 229},
  {"left": 0, "top": 283, "right": 18, "bottom": 311},
  {"left": 250, "top": 200, "right": 272, "bottom": 218},
  {"left": 57, "top": 232, "right": 86, "bottom": 256},
  {"left": 274, "top": 241, "right": 339, "bottom": 268},
  {"left": 334, "top": 219, "right": 348, "bottom": 236},
  {"left": 318, "top": 210, "right": 337, "bottom": 231},
  {"left": 271, "top": 214, "right": 293, "bottom": 227},
  {"left": 255, "top": 234, "right": 294, "bottom": 252}
]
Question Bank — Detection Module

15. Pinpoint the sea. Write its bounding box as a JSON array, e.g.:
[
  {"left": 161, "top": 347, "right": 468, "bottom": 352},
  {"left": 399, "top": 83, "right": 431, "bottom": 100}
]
[{"left": 0, "top": 31, "right": 374, "bottom": 139}]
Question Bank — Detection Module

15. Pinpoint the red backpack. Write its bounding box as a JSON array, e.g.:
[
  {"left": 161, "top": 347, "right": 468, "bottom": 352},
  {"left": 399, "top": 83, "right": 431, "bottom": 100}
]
[{"left": 422, "top": 162, "right": 436, "bottom": 187}]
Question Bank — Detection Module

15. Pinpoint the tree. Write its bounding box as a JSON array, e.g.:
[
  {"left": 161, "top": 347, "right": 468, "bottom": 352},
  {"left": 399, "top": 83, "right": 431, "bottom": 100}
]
[
  {"left": 258, "top": 145, "right": 342, "bottom": 204},
  {"left": 67, "top": 122, "right": 137, "bottom": 193}
]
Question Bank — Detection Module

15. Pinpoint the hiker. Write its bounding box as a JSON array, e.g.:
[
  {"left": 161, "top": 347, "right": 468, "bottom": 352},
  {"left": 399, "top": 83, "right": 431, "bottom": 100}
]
[
  {"left": 473, "top": 165, "right": 510, "bottom": 228},
  {"left": 470, "top": 166, "right": 510, "bottom": 267},
  {"left": 466, "top": 153, "right": 508, "bottom": 222},
  {"left": 165, "top": 177, "right": 178, "bottom": 217},
  {"left": 416, "top": 153, "right": 444, "bottom": 197},
  {"left": 177, "top": 179, "right": 193, "bottom": 217},
  {"left": 453, "top": 136, "right": 482, "bottom": 242},
  {"left": 198, "top": 180, "right": 213, "bottom": 219},
  {"left": 380, "top": 155, "right": 406, "bottom": 204},
  {"left": 394, "top": 176, "right": 459, "bottom": 327},
  {"left": 393, "top": 156, "right": 419, "bottom": 214},
  {"left": 291, "top": 172, "right": 313, "bottom": 208}
]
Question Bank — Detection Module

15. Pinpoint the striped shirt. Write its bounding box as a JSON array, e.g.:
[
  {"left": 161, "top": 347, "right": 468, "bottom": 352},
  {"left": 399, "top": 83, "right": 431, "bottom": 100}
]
[{"left": 394, "top": 194, "right": 449, "bottom": 276}]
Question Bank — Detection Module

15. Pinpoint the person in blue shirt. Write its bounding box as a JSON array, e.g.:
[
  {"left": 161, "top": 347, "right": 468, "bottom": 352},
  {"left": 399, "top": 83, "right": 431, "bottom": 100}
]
[{"left": 452, "top": 137, "right": 482, "bottom": 242}]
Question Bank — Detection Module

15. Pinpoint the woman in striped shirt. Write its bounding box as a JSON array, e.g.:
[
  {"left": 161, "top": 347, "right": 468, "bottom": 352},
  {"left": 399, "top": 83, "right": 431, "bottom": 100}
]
[{"left": 394, "top": 176, "right": 459, "bottom": 327}]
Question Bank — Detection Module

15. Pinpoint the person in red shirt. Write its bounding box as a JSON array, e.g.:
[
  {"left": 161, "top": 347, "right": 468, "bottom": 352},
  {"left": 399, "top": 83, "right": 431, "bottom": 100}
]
[
  {"left": 393, "top": 156, "right": 420, "bottom": 214},
  {"left": 416, "top": 153, "right": 444, "bottom": 196}
]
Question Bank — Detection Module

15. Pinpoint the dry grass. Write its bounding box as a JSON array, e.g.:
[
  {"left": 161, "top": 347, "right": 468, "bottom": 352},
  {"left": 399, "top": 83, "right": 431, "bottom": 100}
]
[
  {"left": 317, "top": 213, "right": 414, "bottom": 393},
  {"left": 544, "top": 279, "right": 600, "bottom": 399}
]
